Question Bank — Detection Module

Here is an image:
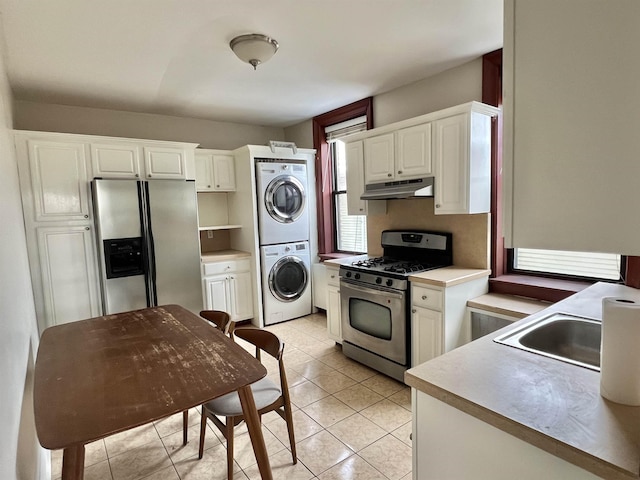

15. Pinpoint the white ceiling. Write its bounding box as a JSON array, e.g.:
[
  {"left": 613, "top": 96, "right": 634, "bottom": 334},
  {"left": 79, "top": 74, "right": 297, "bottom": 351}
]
[{"left": 0, "top": 0, "right": 503, "bottom": 128}]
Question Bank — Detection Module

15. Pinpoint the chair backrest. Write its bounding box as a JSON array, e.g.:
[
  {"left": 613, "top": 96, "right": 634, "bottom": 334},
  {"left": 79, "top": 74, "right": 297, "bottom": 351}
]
[
  {"left": 233, "top": 328, "right": 283, "bottom": 361},
  {"left": 199, "top": 310, "right": 234, "bottom": 335}
]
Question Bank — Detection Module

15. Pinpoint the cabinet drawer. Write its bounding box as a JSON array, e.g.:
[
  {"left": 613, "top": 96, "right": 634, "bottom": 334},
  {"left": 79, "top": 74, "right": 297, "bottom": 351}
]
[
  {"left": 327, "top": 267, "right": 340, "bottom": 287},
  {"left": 412, "top": 285, "right": 443, "bottom": 311},
  {"left": 202, "top": 258, "right": 250, "bottom": 276}
]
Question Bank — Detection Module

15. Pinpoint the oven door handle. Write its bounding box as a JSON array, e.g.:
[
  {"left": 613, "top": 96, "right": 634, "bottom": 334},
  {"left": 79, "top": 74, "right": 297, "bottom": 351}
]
[{"left": 340, "top": 279, "right": 405, "bottom": 299}]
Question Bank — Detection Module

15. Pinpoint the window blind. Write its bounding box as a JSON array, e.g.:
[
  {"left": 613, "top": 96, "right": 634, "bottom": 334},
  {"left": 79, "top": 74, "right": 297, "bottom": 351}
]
[{"left": 325, "top": 115, "right": 367, "bottom": 142}]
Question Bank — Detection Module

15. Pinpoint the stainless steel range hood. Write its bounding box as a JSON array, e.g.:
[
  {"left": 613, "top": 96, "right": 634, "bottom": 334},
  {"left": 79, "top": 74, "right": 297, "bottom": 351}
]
[{"left": 360, "top": 177, "right": 434, "bottom": 200}]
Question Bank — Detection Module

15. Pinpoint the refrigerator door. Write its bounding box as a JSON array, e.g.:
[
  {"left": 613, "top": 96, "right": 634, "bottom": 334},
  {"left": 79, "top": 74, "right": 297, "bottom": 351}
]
[
  {"left": 92, "top": 179, "right": 148, "bottom": 313},
  {"left": 146, "top": 181, "right": 202, "bottom": 314}
]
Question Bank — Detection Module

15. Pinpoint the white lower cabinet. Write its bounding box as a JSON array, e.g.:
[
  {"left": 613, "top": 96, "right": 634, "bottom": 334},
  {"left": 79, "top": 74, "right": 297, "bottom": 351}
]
[
  {"left": 411, "top": 276, "right": 488, "bottom": 367},
  {"left": 412, "top": 390, "right": 600, "bottom": 480},
  {"left": 36, "top": 225, "right": 101, "bottom": 326},
  {"left": 202, "top": 258, "right": 253, "bottom": 322},
  {"left": 326, "top": 265, "right": 342, "bottom": 342}
]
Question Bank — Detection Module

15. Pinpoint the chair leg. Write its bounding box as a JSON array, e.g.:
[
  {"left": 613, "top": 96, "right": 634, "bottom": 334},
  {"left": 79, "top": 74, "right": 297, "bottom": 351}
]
[
  {"left": 284, "top": 406, "right": 297, "bottom": 464},
  {"left": 198, "top": 408, "right": 207, "bottom": 459},
  {"left": 226, "top": 418, "right": 234, "bottom": 480},
  {"left": 182, "top": 410, "right": 188, "bottom": 446}
]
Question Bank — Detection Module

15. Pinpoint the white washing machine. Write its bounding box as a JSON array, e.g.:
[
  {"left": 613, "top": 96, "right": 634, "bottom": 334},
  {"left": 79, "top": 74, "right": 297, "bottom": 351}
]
[
  {"left": 261, "top": 241, "right": 312, "bottom": 325},
  {"left": 255, "top": 159, "right": 309, "bottom": 246}
]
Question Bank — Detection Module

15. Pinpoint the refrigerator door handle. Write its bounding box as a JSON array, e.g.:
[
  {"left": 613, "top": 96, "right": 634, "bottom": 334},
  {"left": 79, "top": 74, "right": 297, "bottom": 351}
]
[{"left": 138, "top": 181, "right": 157, "bottom": 307}]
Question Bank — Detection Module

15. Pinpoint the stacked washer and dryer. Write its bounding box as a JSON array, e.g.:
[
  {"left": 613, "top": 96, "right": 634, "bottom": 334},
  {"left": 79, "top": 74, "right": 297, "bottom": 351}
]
[{"left": 255, "top": 159, "right": 312, "bottom": 325}]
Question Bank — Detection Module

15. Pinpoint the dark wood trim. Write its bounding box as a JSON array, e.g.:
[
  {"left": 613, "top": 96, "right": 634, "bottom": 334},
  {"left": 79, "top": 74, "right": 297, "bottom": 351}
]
[
  {"left": 312, "top": 97, "right": 373, "bottom": 254},
  {"left": 489, "top": 275, "right": 591, "bottom": 303},
  {"left": 625, "top": 256, "right": 640, "bottom": 288},
  {"left": 483, "top": 49, "right": 504, "bottom": 278}
]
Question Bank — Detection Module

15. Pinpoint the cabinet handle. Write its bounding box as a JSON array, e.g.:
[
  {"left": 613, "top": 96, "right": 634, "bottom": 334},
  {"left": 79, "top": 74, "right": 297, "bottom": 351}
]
[
  {"left": 330, "top": 275, "right": 335, "bottom": 279},
  {"left": 148, "top": 174, "right": 152, "bottom": 178},
  {"left": 398, "top": 170, "right": 402, "bottom": 174},
  {"left": 84, "top": 214, "right": 89, "bottom": 218},
  {"left": 359, "top": 208, "right": 364, "bottom": 211},
  {"left": 207, "top": 185, "right": 211, "bottom": 188},
  {"left": 216, "top": 185, "right": 220, "bottom": 188},
  {"left": 85, "top": 227, "right": 90, "bottom": 231},
  {"left": 387, "top": 173, "right": 392, "bottom": 177},
  {"left": 435, "top": 204, "right": 441, "bottom": 208},
  {"left": 135, "top": 174, "right": 139, "bottom": 178},
  {"left": 422, "top": 295, "right": 427, "bottom": 300},
  {"left": 412, "top": 309, "right": 416, "bottom": 313}
]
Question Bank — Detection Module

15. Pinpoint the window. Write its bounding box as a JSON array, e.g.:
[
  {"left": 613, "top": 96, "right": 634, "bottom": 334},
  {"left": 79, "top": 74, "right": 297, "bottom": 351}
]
[
  {"left": 331, "top": 141, "right": 367, "bottom": 253},
  {"left": 512, "top": 248, "right": 622, "bottom": 281},
  {"left": 312, "top": 98, "right": 373, "bottom": 256}
]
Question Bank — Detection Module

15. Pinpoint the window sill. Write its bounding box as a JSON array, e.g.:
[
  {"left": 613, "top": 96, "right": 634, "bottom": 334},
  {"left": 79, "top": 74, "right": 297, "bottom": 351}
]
[
  {"left": 319, "top": 252, "right": 363, "bottom": 262},
  {"left": 489, "top": 274, "right": 594, "bottom": 303}
]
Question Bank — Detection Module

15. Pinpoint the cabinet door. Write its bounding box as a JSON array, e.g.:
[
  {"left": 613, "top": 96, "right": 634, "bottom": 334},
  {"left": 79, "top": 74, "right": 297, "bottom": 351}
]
[
  {"left": 28, "top": 140, "right": 90, "bottom": 222},
  {"left": 397, "top": 123, "right": 432, "bottom": 180},
  {"left": 212, "top": 154, "right": 236, "bottom": 191},
  {"left": 411, "top": 306, "right": 443, "bottom": 367},
  {"left": 433, "top": 114, "right": 469, "bottom": 214},
  {"left": 229, "top": 271, "right": 253, "bottom": 321},
  {"left": 327, "top": 284, "right": 342, "bottom": 342},
  {"left": 345, "top": 141, "right": 367, "bottom": 215},
  {"left": 36, "top": 225, "right": 101, "bottom": 326},
  {"left": 91, "top": 143, "right": 141, "bottom": 178},
  {"left": 143, "top": 146, "right": 187, "bottom": 179},
  {"left": 205, "top": 275, "right": 230, "bottom": 312},
  {"left": 194, "top": 153, "right": 214, "bottom": 191},
  {"left": 364, "top": 133, "right": 395, "bottom": 184}
]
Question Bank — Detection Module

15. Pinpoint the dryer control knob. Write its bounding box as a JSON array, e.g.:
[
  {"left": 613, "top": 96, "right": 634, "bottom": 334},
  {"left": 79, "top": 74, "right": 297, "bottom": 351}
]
[
  {"left": 346, "top": 272, "right": 352, "bottom": 278},
  {"left": 355, "top": 273, "right": 361, "bottom": 280},
  {"left": 375, "top": 277, "right": 382, "bottom": 284},
  {"left": 386, "top": 279, "right": 393, "bottom": 287}
]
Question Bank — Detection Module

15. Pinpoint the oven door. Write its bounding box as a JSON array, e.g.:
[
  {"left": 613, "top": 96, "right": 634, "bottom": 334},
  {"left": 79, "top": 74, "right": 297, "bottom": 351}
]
[{"left": 340, "top": 278, "right": 407, "bottom": 365}]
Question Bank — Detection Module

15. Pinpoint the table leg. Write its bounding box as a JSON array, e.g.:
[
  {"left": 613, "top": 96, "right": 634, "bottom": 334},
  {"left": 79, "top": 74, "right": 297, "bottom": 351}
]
[
  {"left": 238, "top": 385, "right": 273, "bottom": 480},
  {"left": 61, "top": 444, "right": 85, "bottom": 480}
]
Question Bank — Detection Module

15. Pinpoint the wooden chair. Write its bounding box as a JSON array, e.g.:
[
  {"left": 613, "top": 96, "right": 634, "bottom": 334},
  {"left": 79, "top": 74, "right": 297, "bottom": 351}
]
[
  {"left": 181, "top": 310, "right": 234, "bottom": 445},
  {"left": 198, "top": 327, "right": 296, "bottom": 479}
]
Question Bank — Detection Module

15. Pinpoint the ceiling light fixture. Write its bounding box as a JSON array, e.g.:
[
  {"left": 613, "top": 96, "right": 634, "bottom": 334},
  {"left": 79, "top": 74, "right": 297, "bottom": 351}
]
[{"left": 229, "top": 33, "right": 279, "bottom": 70}]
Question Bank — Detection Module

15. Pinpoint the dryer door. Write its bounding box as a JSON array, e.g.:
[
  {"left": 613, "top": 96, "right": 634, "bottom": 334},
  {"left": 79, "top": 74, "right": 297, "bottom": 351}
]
[
  {"left": 269, "top": 256, "right": 308, "bottom": 302},
  {"left": 264, "top": 175, "right": 306, "bottom": 223}
]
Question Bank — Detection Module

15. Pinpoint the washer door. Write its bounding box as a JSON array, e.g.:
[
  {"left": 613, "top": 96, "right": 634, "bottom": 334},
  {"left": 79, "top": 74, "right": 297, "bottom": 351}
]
[
  {"left": 269, "top": 256, "right": 308, "bottom": 302},
  {"left": 264, "top": 175, "right": 305, "bottom": 224}
]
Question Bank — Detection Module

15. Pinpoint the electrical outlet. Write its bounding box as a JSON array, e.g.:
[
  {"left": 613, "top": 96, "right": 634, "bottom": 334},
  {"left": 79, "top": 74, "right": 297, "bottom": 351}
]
[{"left": 207, "top": 230, "right": 213, "bottom": 239}]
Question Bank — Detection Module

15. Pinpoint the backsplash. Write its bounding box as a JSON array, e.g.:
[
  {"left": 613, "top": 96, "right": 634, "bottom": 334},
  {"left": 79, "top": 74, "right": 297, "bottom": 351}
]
[{"left": 366, "top": 197, "right": 490, "bottom": 269}]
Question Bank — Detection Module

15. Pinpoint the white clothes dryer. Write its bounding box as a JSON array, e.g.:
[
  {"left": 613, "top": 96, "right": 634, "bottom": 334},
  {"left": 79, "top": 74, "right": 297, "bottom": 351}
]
[
  {"left": 261, "top": 241, "right": 312, "bottom": 325},
  {"left": 255, "top": 159, "right": 309, "bottom": 246}
]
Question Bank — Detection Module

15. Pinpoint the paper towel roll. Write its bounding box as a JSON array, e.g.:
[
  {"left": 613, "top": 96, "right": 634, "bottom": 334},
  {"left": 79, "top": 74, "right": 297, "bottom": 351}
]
[{"left": 600, "top": 297, "right": 640, "bottom": 405}]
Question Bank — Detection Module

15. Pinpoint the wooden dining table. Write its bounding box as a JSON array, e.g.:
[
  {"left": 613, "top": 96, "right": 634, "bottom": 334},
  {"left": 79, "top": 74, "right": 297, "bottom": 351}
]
[{"left": 33, "top": 304, "right": 273, "bottom": 480}]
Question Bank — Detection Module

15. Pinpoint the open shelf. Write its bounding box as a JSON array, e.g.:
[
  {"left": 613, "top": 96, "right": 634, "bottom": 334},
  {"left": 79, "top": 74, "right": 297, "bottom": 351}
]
[{"left": 198, "top": 224, "right": 242, "bottom": 231}]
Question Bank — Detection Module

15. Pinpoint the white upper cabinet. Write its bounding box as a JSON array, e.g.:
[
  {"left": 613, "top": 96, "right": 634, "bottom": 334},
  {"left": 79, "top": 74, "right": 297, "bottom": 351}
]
[
  {"left": 364, "top": 125, "right": 432, "bottom": 185},
  {"left": 503, "top": 0, "right": 640, "bottom": 254},
  {"left": 346, "top": 102, "right": 496, "bottom": 215},
  {"left": 433, "top": 112, "right": 491, "bottom": 215},
  {"left": 396, "top": 123, "right": 432, "bottom": 178},
  {"left": 364, "top": 133, "right": 395, "bottom": 184},
  {"left": 27, "top": 139, "right": 91, "bottom": 222},
  {"left": 195, "top": 150, "right": 236, "bottom": 192},
  {"left": 143, "top": 146, "right": 188, "bottom": 179},
  {"left": 91, "top": 143, "right": 142, "bottom": 178},
  {"left": 345, "top": 141, "right": 386, "bottom": 216}
]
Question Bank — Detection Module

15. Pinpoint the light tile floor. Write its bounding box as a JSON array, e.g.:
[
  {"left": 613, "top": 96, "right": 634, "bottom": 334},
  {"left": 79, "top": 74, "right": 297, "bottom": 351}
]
[{"left": 51, "top": 312, "right": 413, "bottom": 480}]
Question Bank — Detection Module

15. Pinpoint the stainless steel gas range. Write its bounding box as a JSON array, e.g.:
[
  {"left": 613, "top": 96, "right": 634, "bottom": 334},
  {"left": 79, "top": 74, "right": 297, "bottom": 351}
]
[{"left": 340, "top": 230, "right": 452, "bottom": 381}]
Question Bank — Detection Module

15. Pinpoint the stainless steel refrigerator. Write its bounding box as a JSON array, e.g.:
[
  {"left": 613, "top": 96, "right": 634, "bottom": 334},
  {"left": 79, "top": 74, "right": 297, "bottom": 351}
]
[{"left": 92, "top": 179, "right": 202, "bottom": 315}]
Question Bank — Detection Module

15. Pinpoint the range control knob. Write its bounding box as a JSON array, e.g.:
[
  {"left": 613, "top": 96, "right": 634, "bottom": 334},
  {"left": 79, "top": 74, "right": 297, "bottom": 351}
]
[
  {"left": 386, "top": 279, "right": 393, "bottom": 287},
  {"left": 346, "top": 271, "right": 352, "bottom": 278},
  {"left": 354, "top": 273, "right": 361, "bottom": 280},
  {"left": 375, "top": 277, "right": 382, "bottom": 284}
]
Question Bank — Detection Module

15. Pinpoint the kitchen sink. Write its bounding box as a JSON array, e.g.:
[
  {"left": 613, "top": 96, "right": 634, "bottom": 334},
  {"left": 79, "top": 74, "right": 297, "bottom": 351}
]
[{"left": 493, "top": 312, "right": 601, "bottom": 370}]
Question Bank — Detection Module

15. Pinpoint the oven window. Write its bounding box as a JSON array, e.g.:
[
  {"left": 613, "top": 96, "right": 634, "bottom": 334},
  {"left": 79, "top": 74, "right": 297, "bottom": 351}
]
[{"left": 349, "top": 298, "right": 392, "bottom": 340}]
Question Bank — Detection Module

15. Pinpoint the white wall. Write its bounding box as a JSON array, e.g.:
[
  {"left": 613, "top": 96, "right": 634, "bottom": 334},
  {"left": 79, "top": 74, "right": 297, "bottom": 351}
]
[
  {"left": 283, "top": 57, "right": 483, "bottom": 141},
  {"left": 0, "top": 23, "right": 47, "bottom": 480},
  {"left": 13, "top": 100, "right": 285, "bottom": 150}
]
